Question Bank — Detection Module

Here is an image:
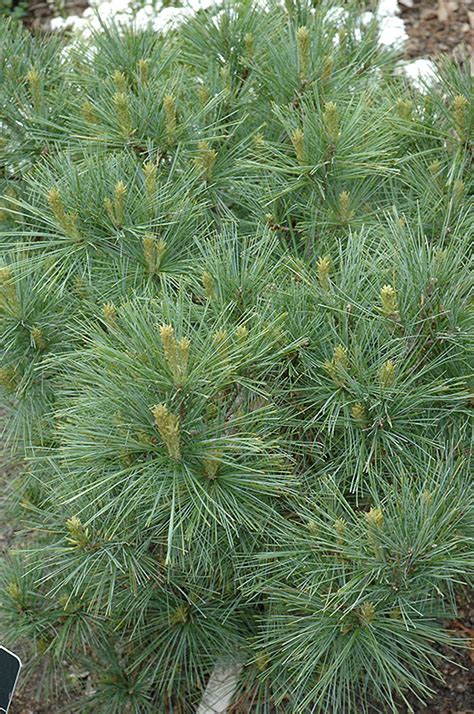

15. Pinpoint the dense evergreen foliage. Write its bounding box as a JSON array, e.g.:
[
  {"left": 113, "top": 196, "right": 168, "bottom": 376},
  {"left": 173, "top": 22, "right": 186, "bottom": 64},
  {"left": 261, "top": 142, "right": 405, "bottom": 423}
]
[{"left": 0, "top": 3, "right": 472, "bottom": 711}]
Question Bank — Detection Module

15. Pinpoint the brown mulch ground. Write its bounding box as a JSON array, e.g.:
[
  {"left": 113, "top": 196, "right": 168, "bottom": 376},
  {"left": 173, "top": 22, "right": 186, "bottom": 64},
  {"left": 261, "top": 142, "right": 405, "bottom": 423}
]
[
  {"left": 22, "top": 0, "right": 88, "bottom": 30},
  {"left": 9, "top": 689, "right": 54, "bottom": 714},
  {"left": 399, "top": 592, "right": 474, "bottom": 714},
  {"left": 400, "top": 0, "right": 474, "bottom": 61}
]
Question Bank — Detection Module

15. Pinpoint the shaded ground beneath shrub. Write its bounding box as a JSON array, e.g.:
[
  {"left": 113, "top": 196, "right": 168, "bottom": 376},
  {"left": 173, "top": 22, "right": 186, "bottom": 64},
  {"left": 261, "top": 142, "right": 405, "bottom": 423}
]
[
  {"left": 398, "top": 591, "right": 474, "bottom": 714},
  {"left": 0, "top": 417, "right": 59, "bottom": 714}
]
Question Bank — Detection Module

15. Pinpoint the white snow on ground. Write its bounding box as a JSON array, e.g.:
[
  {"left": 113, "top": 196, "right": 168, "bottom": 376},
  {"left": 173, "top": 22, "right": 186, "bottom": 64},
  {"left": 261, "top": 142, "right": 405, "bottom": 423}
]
[
  {"left": 324, "top": 5, "right": 348, "bottom": 26},
  {"left": 51, "top": 0, "right": 217, "bottom": 36},
  {"left": 377, "top": 0, "right": 400, "bottom": 17},
  {"left": 396, "top": 57, "right": 439, "bottom": 91},
  {"left": 50, "top": 0, "right": 405, "bottom": 48},
  {"left": 375, "top": 0, "right": 408, "bottom": 47},
  {"left": 378, "top": 15, "right": 407, "bottom": 47},
  {"left": 49, "top": 0, "right": 439, "bottom": 91}
]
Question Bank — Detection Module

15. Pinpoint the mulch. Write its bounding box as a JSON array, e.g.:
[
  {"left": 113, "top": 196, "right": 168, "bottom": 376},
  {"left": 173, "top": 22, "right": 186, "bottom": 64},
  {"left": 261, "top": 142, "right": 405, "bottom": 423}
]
[
  {"left": 399, "top": 590, "right": 474, "bottom": 714},
  {"left": 399, "top": 0, "right": 474, "bottom": 61},
  {"left": 22, "top": 0, "right": 88, "bottom": 30}
]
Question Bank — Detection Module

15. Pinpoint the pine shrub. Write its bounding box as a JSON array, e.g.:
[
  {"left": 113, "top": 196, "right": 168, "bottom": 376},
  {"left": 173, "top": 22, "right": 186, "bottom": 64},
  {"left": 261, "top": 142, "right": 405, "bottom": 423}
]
[{"left": 0, "top": 3, "right": 472, "bottom": 712}]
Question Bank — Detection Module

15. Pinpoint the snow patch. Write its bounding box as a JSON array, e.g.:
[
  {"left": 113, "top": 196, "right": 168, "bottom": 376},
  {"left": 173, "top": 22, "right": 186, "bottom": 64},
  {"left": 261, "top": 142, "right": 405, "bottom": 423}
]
[
  {"left": 50, "top": 0, "right": 439, "bottom": 93},
  {"left": 397, "top": 58, "right": 439, "bottom": 91}
]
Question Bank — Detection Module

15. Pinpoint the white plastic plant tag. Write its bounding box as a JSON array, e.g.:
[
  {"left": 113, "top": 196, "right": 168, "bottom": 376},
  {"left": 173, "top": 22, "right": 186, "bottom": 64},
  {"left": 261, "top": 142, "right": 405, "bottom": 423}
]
[{"left": 0, "top": 646, "right": 22, "bottom": 713}]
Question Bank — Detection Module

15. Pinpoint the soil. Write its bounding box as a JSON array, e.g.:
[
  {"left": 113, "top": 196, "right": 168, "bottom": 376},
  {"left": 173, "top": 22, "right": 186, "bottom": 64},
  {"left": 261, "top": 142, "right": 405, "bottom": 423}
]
[
  {"left": 0, "top": 424, "right": 58, "bottom": 714},
  {"left": 22, "top": 0, "right": 88, "bottom": 31},
  {"left": 399, "top": 590, "right": 474, "bottom": 714},
  {"left": 399, "top": 0, "right": 474, "bottom": 62}
]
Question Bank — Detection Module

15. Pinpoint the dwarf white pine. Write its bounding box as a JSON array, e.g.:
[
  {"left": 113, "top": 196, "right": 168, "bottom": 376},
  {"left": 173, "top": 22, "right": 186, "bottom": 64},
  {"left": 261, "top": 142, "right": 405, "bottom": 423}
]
[{"left": 0, "top": 3, "right": 472, "bottom": 712}]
